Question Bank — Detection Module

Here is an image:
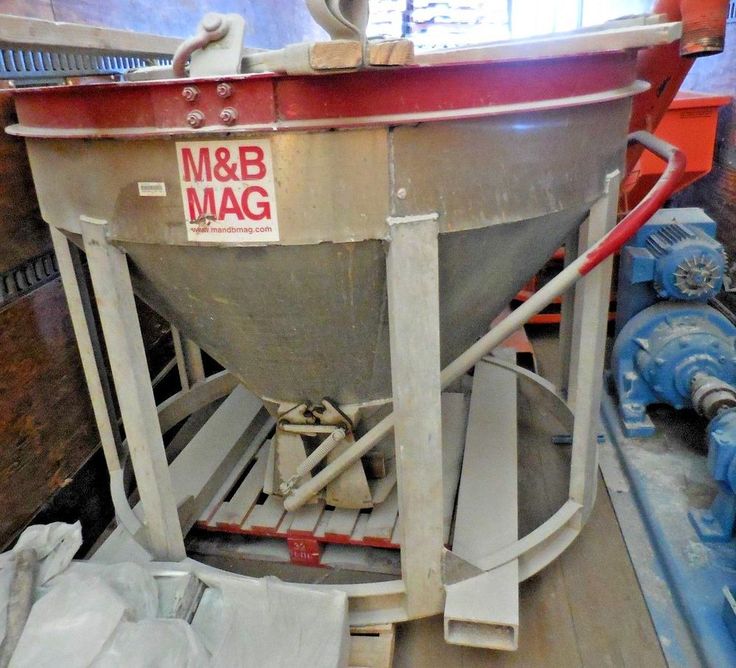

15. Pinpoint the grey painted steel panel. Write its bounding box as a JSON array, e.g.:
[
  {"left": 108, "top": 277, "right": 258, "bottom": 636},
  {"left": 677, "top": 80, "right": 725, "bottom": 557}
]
[
  {"left": 124, "top": 208, "right": 585, "bottom": 404},
  {"left": 390, "top": 102, "right": 629, "bottom": 226}
]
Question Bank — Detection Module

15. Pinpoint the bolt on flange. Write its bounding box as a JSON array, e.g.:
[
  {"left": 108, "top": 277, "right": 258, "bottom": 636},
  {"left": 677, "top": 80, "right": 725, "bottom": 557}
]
[
  {"left": 181, "top": 85, "right": 200, "bottom": 102},
  {"left": 186, "top": 110, "right": 205, "bottom": 128},
  {"left": 216, "top": 82, "right": 233, "bottom": 98},
  {"left": 219, "top": 107, "right": 238, "bottom": 125}
]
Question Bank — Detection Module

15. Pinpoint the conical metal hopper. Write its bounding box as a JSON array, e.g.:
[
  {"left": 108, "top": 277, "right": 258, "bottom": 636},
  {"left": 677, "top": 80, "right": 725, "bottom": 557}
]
[
  {"left": 13, "top": 50, "right": 640, "bottom": 408},
  {"left": 3, "top": 14, "right": 694, "bottom": 637}
]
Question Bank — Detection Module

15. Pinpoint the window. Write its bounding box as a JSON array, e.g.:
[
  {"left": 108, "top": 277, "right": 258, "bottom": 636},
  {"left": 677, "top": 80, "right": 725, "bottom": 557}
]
[{"left": 368, "top": 0, "right": 652, "bottom": 50}]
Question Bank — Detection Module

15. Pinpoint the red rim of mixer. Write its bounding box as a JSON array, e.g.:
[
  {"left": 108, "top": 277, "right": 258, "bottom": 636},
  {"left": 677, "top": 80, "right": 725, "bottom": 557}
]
[{"left": 7, "top": 51, "right": 642, "bottom": 139}]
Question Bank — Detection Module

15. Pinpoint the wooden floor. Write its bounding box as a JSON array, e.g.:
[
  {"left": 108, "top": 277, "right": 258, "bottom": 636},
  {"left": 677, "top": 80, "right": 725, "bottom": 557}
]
[{"left": 393, "top": 332, "right": 666, "bottom": 667}]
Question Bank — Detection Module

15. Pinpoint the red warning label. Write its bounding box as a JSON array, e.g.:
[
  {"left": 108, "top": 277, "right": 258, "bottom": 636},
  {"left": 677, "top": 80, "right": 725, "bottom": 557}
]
[{"left": 176, "top": 139, "right": 279, "bottom": 242}]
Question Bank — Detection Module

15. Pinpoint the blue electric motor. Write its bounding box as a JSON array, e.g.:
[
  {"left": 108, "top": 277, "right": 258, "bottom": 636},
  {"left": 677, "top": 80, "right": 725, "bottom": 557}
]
[
  {"left": 615, "top": 207, "right": 726, "bottom": 334},
  {"left": 612, "top": 208, "right": 736, "bottom": 542},
  {"left": 612, "top": 208, "right": 732, "bottom": 437}
]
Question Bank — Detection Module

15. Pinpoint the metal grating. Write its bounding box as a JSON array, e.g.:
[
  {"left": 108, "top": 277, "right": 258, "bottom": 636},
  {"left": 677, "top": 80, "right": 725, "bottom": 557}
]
[
  {"left": 0, "top": 47, "right": 170, "bottom": 80},
  {"left": 0, "top": 251, "right": 59, "bottom": 308}
]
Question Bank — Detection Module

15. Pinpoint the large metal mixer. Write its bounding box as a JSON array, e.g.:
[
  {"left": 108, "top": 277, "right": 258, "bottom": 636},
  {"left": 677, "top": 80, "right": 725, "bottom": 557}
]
[{"left": 7, "top": 2, "right": 692, "bottom": 649}]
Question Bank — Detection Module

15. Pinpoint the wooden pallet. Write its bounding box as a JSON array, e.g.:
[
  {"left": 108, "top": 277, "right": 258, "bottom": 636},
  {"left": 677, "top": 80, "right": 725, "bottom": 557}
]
[
  {"left": 195, "top": 392, "right": 469, "bottom": 568},
  {"left": 195, "top": 439, "right": 401, "bottom": 566}
]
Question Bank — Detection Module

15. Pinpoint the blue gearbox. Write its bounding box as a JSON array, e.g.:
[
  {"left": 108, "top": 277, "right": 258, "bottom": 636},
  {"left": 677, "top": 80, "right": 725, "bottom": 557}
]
[{"left": 612, "top": 302, "right": 736, "bottom": 437}]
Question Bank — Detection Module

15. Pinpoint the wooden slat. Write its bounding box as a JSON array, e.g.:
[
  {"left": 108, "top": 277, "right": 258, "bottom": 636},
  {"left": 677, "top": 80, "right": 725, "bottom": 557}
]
[
  {"left": 364, "top": 488, "right": 399, "bottom": 543},
  {"left": 314, "top": 511, "right": 332, "bottom": 538},
  {"left": 367, "top": 39, "right": 414, "bottom": 66},
  {"left": 168, "top": 394, "right": 269, "bottom": 531},
  {"left": 0, "top": 14, "right": 181, "bottom": 56},
  {"left": 287, "top": 502, "right": 326, "bottom": 536},
  {"left": 351, "top": 514, "right": 370, "bottom": 542},
  {"left": 277, "top": 512, "right": 295, "bottom": 534},
  {"left": 309, "top": 40, "right": 362, "bottom": 70},
  {"left": 246, "top": 495, "right": 286, "bottom": 531},
  {"left": 325, "top": 508, "right": 360, "bottom": 539},
  {"left": 263, "top": 438, "right": 276, "bottom": 495},
  {"left": 199, "top": 442, "right": 262, "bottom": 525},
  {"left": 245, "top": 39, "right": 363, "bottom": 75},
  {"left": 211, "top": 450, "right": 268, "bottom": 528}
]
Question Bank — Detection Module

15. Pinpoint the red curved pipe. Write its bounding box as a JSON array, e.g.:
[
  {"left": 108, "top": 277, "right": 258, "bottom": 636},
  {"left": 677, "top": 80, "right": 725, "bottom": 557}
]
[
  {"left": 581, "top": 131, "right": 687, "bottom": 275},
  {"left": 680, "top": 0, "right": 730, "bottom": 55},
  {"left": 627, "top": 0, "right": 729, "bottom": 172}
]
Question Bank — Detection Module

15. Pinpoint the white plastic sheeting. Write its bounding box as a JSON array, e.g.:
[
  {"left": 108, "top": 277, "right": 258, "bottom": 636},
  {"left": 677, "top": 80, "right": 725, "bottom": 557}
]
[
  {"left": 13, "top": 571, "right": 144, "bottom": 668},
  {"left": 10, "top": 522, "right": 83, "bottom": 585},
  {"left": 10, "top": 560, "right": 211, "bottom": 668},
  {"left": 0, "top": 523, "right": 350, "bottom": 667},
  {"left": 92, "top": 619, "right": 210, "bottom": 668},
  {"left": 192, "top": 576, "right": 350, "bottom": 667},
  {"left": 0, "top": 521, "right": 83, "bottom": 647}
]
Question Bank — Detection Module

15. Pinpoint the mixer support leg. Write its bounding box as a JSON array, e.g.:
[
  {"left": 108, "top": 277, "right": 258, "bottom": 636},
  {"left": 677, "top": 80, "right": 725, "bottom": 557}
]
[
  {"left": 386, "top": 213, "right": 444, "bottom": 618},
  {"left": 567, "top": 171, "right": 620, "bottom": 522},
  {"left": 48, "top": 227, "right": 139, "bottom": 529},
  {"left": 559, "top": 229, "right": 579, "bottom": 400},
  {"left": 78, "top": 216, "right": 187, "bottom": 561},
  {"left": 172, "top": 327, "right": 206, "bottom": 390}
]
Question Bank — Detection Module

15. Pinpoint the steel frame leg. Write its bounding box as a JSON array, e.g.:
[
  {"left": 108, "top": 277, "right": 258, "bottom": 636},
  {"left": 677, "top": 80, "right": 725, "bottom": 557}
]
[
  {"left": 49, "top": 227, "right": 146, "bottom": 534},
  {"left": 172, "top": 327, "right": 205, "bottom": 391},
  {"left": 50, "top": 227, "right": 122, "bottom": 477},
  {"left": 567, "top": 171, "right": 621, "bottom": 521},
  {"left": 79, "top": 216, "right": 186, "bottom": 561},
  {"left": 558, "top": 229, "right": 579, "bottom": 399},
  {"left": 386, "top": 213, "right": 445, "bottom": 618}
]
